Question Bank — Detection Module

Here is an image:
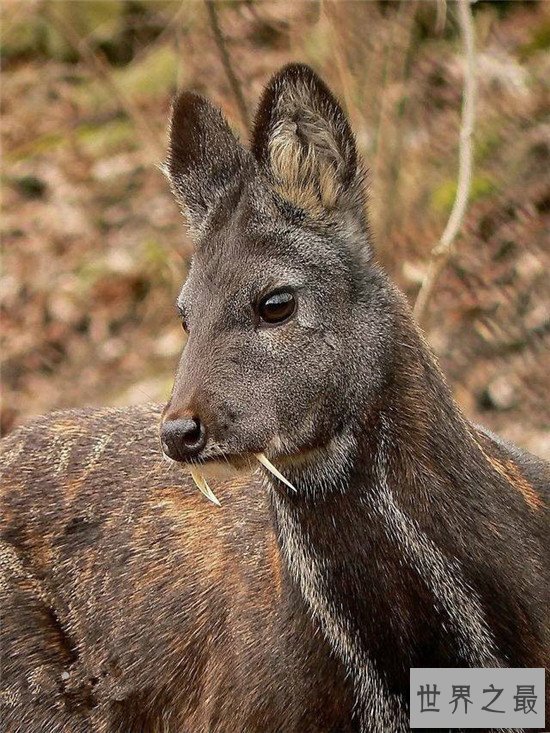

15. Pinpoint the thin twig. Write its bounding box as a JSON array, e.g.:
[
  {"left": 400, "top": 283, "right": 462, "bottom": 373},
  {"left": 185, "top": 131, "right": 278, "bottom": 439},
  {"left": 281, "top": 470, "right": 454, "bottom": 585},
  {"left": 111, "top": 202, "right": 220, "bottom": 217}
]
[
  {"left": 205, "top": 0, "right": 249, "bottom": 131},
  {"left": 435, "top": 0, "right": 447, "bottom": 36},
  {"left": 413, "top": 0, "right": 476, "bottom": 327},
  {"left": 321, "top": 2, "right": 355, "bottom": 122},
  {"left": 372, "top": 0, "right": 418, "bottom": 245}
]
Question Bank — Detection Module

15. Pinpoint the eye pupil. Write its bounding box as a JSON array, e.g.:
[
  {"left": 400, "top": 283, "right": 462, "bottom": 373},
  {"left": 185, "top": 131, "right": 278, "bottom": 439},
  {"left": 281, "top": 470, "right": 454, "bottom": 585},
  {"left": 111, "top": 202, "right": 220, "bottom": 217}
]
[{"left": 259, "top": 291, "right": 296, "bottom": 325}]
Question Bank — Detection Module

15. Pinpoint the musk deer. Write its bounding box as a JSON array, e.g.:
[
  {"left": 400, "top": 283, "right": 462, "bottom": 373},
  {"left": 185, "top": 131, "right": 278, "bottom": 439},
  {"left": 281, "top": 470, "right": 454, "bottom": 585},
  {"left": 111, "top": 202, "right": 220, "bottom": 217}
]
[{"left": 1, "top": 64, "right": 548, "bottom": 733}]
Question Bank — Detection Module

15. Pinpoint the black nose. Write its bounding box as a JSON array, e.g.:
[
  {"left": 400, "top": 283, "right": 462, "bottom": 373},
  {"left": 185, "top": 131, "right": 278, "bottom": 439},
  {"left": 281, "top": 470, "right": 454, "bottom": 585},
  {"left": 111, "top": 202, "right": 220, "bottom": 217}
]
[{"left": 161, "top": 417, "right": 206, "bottom": 461}]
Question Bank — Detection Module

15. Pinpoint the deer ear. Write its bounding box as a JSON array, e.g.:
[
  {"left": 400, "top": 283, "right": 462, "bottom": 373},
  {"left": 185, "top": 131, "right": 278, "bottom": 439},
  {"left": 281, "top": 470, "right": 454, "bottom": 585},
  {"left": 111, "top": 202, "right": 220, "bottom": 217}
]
[
  {"left": 251, "top": 64, "right": 365, "bottom": 225},
  {"left": 166, "top": 92, "right": 250, "bottom": 233}
]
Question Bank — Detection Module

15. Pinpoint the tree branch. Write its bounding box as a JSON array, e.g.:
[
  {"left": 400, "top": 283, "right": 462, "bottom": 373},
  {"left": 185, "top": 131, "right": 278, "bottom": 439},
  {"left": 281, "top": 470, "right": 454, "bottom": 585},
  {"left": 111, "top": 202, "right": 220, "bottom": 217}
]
[
  {"left": 413, "top": 0, "right": 477, "bottom": 327},
  {"left": 205, "top": 0, "right": 249, "bottom": 131}
]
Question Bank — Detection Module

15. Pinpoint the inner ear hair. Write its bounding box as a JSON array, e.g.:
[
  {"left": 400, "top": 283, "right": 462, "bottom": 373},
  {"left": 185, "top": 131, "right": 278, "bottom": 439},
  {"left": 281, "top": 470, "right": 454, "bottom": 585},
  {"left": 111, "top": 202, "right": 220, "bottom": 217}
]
[
  {"left": 268, "top": 114, "right": 346, "bottom": 217},
  {"left": 252, "top": 64, "right": 361, "bottom": 221}
]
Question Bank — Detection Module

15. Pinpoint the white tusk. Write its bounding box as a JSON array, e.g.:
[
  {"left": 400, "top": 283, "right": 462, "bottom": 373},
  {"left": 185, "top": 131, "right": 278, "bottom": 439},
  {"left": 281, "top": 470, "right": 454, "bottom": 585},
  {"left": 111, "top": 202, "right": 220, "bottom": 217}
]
[
  {"left": 255, "top": 453, "right": 297, "bottom": 492},
  {"left": 190, "top": 467, "right": 221, "bottom": 506}
]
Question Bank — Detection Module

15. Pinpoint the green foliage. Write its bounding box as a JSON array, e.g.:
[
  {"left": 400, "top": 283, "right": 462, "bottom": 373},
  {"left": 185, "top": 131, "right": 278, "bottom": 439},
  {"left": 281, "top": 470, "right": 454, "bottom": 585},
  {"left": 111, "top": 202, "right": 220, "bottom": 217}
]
[
  {"left": 519, "top": 18, "right": 550, "bottom": 59},
  {"left": 1, "top": 0, "right": 179, "bottom": 63},
  {"left": 140, "top": 239, "right": 174, "bottom": 282},
  {"left": 303, "top": 22, "right": 330, "bottom": 66},
  {"left": 475, "top": 128, "right": 503, "bottom": 165},
  {"left": 431, "top": 175, "right": 497, "bottom": 216},
  {"left": 53, "top": 0, "right": 125, "bottom": 40},
  {"left": 2, "top": 1, "right": 125, "bottom": 62},
  {"left": 113, "top": 46, "right": 177, "bottom": 99},
  {"left": 77, "top": 118, "right": 136, "bottom": 157},
  {"left": 1, "top": 14, "right": 45, "bottom": 60}
]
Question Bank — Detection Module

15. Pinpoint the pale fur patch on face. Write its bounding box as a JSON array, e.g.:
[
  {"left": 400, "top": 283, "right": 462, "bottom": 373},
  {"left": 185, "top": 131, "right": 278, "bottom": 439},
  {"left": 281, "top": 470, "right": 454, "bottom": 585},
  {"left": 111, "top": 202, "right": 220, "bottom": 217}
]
[
  {"left": 276, "top": 428, "right": 358, "bottom": 498},
  {"left": 199, "top": 459, "right": 255, "bottom": 481},
  {"left": 195, "top": 459, "right": 239, "bottom": 482},
  {"left": 162, "top": 451, "right": 249, "bottom": 482}
]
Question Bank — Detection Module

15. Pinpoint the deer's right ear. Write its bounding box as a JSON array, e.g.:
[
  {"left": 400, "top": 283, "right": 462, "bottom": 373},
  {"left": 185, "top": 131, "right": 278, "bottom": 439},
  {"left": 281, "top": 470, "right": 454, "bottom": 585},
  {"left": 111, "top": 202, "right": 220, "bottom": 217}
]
[
  {"left": 251, "top": 64, "right": 365, "bottom": 229},
  {"left": 166, "top": 92, "right": 249, "bottom": 234}
]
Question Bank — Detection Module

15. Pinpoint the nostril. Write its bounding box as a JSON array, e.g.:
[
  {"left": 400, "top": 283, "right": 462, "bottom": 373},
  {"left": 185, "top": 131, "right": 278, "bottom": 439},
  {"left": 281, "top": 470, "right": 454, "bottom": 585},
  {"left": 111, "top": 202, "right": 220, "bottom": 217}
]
[
  {"left": 182, "top": 417, "right": 202, "bottom": 446},
  {"left": 161, "top": 416, "right": 206, "bottom": 461}
]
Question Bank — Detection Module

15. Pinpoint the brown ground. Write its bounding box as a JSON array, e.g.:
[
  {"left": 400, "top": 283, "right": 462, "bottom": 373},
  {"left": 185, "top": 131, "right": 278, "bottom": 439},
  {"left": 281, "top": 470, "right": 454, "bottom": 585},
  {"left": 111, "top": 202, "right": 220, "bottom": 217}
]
[{"left": 1, "top": 1, "right": 549, "bottom": 457}]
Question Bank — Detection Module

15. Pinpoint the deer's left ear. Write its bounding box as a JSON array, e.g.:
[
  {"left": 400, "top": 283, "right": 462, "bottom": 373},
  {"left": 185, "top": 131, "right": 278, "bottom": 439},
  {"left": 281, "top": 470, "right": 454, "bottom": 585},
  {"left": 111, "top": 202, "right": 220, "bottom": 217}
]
[
  {"left": 166, "top": 92, "right": 251, "bottom": 235},
  {"left": 251, "top": 64, "right": 366, "bottom": 227}
]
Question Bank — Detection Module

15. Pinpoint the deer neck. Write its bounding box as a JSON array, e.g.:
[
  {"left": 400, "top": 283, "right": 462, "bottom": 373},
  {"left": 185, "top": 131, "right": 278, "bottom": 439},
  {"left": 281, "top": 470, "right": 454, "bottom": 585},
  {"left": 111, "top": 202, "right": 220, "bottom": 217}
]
[{"left": 268, "top": 317, "right": 499, "bottom": 731}]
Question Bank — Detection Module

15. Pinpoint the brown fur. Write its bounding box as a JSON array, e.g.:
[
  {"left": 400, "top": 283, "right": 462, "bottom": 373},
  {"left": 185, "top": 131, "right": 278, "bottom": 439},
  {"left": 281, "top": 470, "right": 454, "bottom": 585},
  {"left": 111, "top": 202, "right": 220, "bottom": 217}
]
[
  {"left": 1, "top": 405, "right": 356, "bottom": 732},
  {"left": 2, "top": 63, "right": 549, "bottom": 732},
  {"left": 486, "top": 453, "right": 543, "bottom": 511}
]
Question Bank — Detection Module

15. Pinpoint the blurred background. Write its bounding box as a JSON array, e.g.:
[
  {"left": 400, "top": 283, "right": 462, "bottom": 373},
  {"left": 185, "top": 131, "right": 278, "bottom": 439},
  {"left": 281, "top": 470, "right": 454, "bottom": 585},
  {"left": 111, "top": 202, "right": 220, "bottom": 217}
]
[{"left": 1, "top": 0, "right": 549, "bottom": 457}]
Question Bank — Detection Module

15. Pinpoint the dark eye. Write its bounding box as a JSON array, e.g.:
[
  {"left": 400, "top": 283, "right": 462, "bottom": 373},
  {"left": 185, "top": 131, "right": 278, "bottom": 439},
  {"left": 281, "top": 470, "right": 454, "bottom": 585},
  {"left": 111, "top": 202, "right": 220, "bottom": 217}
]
[{"left": 258, "top": 290, "right": 296, "bottom": 325}]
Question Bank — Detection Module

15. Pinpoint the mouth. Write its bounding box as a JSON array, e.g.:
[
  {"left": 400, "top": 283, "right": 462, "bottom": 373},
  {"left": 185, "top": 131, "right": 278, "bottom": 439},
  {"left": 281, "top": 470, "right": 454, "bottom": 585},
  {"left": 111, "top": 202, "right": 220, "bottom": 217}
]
[{"left": 163, "top": 447, "right": 297, "bottom": 506}]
